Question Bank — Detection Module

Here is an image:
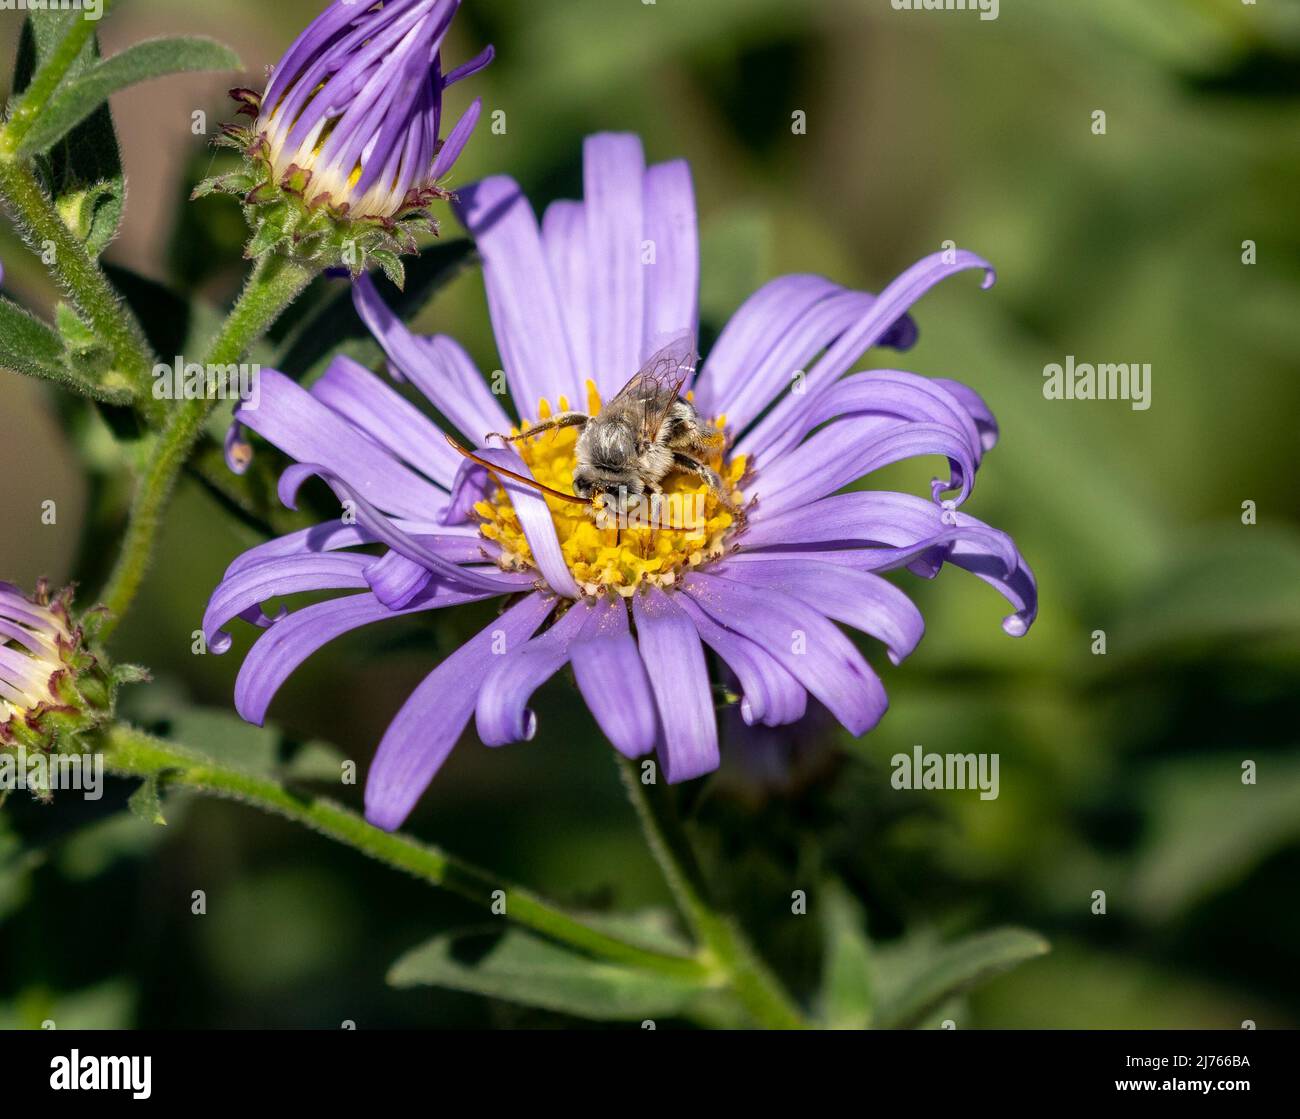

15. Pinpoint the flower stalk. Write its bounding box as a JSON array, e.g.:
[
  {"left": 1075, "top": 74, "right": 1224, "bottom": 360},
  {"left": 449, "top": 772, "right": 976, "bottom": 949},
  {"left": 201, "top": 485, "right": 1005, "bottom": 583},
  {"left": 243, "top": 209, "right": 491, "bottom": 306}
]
[
  {"left": 99, "top": 724, "right": 714, "bottom": 984},
  {"left": 616, "top": 757, "right": 808, "bottom": 1028}
]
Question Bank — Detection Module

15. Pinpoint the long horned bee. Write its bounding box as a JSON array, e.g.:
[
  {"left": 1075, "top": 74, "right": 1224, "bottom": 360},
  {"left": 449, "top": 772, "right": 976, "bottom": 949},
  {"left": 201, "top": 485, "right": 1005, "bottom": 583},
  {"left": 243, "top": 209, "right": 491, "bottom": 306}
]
[{"left": 447, "top": 334, "right": 743, "bottom": 523}]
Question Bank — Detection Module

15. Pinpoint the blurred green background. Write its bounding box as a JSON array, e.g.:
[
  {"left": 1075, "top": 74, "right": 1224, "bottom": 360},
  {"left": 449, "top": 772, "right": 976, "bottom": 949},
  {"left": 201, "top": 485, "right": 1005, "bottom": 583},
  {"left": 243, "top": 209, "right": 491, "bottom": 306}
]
[{"left": 3, "top": 0, "right": 1300, "bottom": 1028}]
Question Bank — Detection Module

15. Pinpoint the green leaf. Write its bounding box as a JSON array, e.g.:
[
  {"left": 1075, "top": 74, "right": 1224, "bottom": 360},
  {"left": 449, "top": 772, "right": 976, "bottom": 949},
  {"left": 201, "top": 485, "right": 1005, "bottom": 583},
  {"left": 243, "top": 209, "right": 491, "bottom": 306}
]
[
  {"left": 0, "top": 296, "right": 133, "bottom": 402},
  {"left": 16, "top": 37, "right": 242, "bottom": 158},
  {"left": 817, "top": 880, "right": 874, "bottom": 1030},
  {"left": 283, "top": 740, "right": 349, "bottom": 782},
  {"left": 165, "top": 708, "right": 280, "bottom": 776},
  {"left": 1109, "top": 526, "right": 1300, "bottom": 658},
  {"left": 0, "top": 296, "right": 67, "bottom": 378},
  {"left": 1129, "top": 753, "right": 1300, "bottom": 922},
  {"left": 10, "top": 5, "right": 81, "bottom": 88},
  {"left": 0, "top": 980, "right": 135, "bottom": 1030},
  {"left": 388, "top": 928, "right": 712, "bottom": 1022},
  {"left": 369, "top": 249, "right": 405, "bottom": 290},
  {"left": 873, "top": 928, "right": 1049, "bottom": 1029},
  {"left": 128, "top": 775, "right": 167, "bottom": 826}
]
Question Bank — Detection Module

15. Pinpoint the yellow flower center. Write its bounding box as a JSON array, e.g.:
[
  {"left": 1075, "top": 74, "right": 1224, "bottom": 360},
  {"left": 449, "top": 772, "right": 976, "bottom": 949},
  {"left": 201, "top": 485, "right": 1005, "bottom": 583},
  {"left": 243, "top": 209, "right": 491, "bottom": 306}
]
[{"left": 475, "top": 384, "right": 748, "bottom": 597}]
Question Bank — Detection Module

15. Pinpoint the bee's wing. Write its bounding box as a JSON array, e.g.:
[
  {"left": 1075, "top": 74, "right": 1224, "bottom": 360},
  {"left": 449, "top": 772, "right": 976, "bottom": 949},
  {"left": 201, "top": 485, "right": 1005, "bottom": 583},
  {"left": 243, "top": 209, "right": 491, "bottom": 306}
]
[{"left": 607, "top": 333, "right": 698, "bottom": 446}]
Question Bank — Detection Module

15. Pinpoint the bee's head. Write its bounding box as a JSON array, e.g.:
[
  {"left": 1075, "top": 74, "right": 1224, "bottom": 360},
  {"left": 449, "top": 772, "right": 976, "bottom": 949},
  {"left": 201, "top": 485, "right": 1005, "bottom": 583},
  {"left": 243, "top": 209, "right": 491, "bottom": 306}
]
[{"left": 574, "top": 467, "right": 643, "bottom": 515}]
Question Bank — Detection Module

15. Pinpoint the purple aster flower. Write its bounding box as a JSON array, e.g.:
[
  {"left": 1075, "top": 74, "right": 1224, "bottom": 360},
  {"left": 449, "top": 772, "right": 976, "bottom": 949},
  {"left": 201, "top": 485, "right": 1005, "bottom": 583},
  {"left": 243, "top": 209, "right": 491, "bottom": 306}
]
[
  {"left": 204, "top": 133, "right": 1037, "bottom": 832},
  {"left": 201, "top": 0, "right": 492, "bottom": 278}
]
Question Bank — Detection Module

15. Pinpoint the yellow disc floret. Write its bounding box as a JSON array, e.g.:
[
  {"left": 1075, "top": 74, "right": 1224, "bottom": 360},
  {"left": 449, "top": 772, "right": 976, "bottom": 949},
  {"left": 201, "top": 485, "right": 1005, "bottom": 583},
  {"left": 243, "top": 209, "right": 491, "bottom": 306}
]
[{"left": 476, "top": 386, "right": 748, "bottom": 597}]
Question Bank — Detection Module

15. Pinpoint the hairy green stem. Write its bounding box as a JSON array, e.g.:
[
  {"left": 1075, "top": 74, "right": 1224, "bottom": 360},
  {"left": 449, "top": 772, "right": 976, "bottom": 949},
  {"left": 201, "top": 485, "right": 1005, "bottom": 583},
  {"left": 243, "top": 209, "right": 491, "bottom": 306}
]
[
  {"left": 616, "top": 757, "right": 808, "bottom": 1028},
  {"left": 0, "top": 3, "right": 111, "bottom": 157},
  {"left": 95, "top": 255, "right": 314, "bottom": 639},
  {"left": 0, "top": 156, "right": 153, "bottom": 395},
  {"left": 101, "top": 726, "right": 712, "bottom": 982}
]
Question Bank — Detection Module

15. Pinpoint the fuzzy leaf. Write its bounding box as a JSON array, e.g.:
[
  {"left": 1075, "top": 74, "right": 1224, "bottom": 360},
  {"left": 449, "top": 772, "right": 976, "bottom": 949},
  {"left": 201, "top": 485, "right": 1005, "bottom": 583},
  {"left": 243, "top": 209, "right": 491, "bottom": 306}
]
[
  {"left": 127, "top": 776, "right": 167, "bottom": 826},
  {"left": 388, "top": 928, "right": 710, "bottom": 1022},
  {"left": 16, "top": 37, "right": 242, "bottom": 158},
  {"left": 1, "top": 297, "right": 132, "bottom": 402},
  {"left": 0, "top": 296, "right": 68, "bottom": 378},
  {"left": 369, "top": 248, "right": 406, "bottom": 290},
  {"left": 873, "top": 928, "right": 1049, "bottom": 1029},
  {"left": 818, "top": 880, "right": 874, "bottom": 1030},
  {"left": 164, "top": 708, "right": 280, "bottom": 776}
]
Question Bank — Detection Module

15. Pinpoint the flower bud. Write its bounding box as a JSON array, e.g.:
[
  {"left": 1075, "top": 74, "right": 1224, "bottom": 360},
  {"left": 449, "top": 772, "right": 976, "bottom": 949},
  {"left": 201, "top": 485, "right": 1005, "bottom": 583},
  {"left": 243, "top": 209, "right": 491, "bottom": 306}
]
[
  {"left": 0, "top": 582, "right": 141, "bottom": 779},
  {"left": 195, "top": 0, "right": 492, "bottom": 286}
]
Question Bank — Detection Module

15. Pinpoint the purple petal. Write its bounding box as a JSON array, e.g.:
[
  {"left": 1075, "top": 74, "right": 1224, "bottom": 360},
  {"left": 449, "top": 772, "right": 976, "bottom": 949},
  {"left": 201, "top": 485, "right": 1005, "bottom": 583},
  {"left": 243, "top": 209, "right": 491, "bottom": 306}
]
[
  {"left": 365, "top": 551, "right": 434, "bottom": 609},
  {"left": 714, "top": 557, "right": 924, "bottom": 666},
  {"left": 234, "top": 583, "right": 508, "bottom": 727},
  {"left": 0, "top": 617, "right": 56, "bottom": 655},
  {"left": 541, "top": 200, "right": 593, "bottom": 399},
  {"left": 569, "top": 597, "right": 657, "bottom": 757},
  {"left": 740, "top": 250, "right": 995, "bottom": 453},
  {"left": 237, "top": 368, "right": 447, "bottom": 521},
  {"left": 455, "top": 175, "right": 576, "bottom": 412},
  {"left": 365, "top": 592, "right": 555, "bottom": 830},
  {"left": 764, "top": 369, "right": 986, "bottom": 471},
  {"left": 753, "top": 417, "right": 975, "bottom": 518},
  {"left": 278, "top": 463, "right": 524, "bottom": 595},
  {"left": 641, "top": 159, "right": 699, "bottom": 359},
  {"left": 430, "top": 96, "right": 482, "bottom": 180},
  {"left": 631, "top": 587, "right": 719, "bottom": 782},
  {"left": 204, "top": 553, "right": 373, "bottom": 654},
  {"left": 311, "top": 354, "right": 459, "bottom": 488},
  {"left": 723, "top": 289, "right": 874, "bottom": 435},
  {"left": 682, "top": 572, "right": 888, "bottom": 736},
  {"left": 351, "top": 274, "right": 510, "bottom": 439},
  {"left": 934, "top": 376, "right": 1000, "bottom": 452},
  {"left": 475, "top": 600, "right": 594, "bottom": 745},
  {"left": 694, "top": 274, "right": 839, "bottom": 419},
  {"left": 739, "top": 491, "right": 1036, "bottom": 636},
  {"left": 444, "top": 45, "right": 495, "bottom": 87},
  {"left": 222, "top": 519, "right": 474, "bottom": 580},
  {"left": 584, "top": 133, "right": 647, "bottom": 398},
  {"left": 674, "top": 593, "right": 807, "bottom": 727}
]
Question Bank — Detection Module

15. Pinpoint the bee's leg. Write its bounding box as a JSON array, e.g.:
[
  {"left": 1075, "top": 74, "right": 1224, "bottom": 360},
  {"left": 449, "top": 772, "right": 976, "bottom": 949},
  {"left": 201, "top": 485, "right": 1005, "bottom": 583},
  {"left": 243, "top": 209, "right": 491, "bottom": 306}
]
[
  {"left": 487, "top": 412, "right": 589, "bottom": 445},
  {"left": 669, "top": 453, "right": 742, "bottom": 517},
  {"left": 666, "top": 424, "right": 726, "bottom": 458}
]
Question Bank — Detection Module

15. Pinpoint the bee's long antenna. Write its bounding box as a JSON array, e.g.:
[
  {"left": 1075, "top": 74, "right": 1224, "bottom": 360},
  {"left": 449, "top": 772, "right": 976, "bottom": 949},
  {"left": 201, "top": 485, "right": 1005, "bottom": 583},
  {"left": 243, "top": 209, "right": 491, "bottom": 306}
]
[{"left": 445, "top": 436, "right": 593, "bottom": 506}]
